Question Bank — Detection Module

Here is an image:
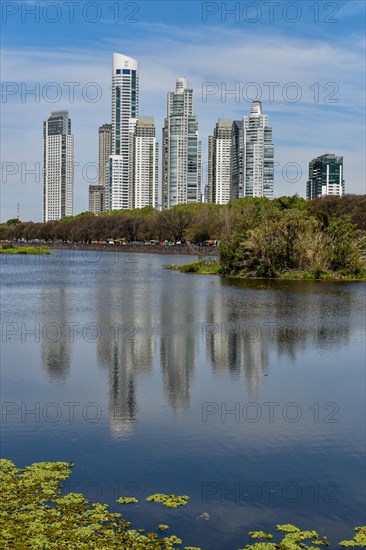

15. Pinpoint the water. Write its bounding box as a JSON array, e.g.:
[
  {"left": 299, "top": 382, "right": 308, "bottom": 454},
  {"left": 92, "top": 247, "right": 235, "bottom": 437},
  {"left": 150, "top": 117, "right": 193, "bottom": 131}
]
[{"left": 1, "top": 249, "right": 365, "bottom": 549}]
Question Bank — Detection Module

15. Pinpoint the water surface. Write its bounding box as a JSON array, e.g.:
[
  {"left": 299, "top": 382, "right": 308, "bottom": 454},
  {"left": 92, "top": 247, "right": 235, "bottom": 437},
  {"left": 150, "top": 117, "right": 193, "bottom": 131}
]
[{"left": 1, "top": 250, "right": 365, "bottom": 548}]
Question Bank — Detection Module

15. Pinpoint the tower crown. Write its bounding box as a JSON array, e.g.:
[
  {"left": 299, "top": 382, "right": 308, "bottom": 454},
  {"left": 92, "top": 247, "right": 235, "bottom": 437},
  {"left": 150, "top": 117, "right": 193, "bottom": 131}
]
[
  {"left": 176, "top": 77, "right": 188, "bottom": 92},
  {"left": 250, "top": 101, "right": 262, "bottom": 115},
  {"left": 112, "top": 53, "right": 138, "bottom": 72}
]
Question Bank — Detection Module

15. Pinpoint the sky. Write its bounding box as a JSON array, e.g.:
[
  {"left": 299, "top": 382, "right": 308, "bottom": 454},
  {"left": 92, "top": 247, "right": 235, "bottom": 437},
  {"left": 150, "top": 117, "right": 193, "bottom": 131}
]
[{"left": 1, "top": 0, "right": 365, "bottom": 221}]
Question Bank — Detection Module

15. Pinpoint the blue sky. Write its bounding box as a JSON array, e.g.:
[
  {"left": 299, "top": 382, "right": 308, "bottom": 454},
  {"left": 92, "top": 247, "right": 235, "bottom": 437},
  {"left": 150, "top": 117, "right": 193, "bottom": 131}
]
[{"left": 1, "top": 0, "right": 365, "bottom": 221}]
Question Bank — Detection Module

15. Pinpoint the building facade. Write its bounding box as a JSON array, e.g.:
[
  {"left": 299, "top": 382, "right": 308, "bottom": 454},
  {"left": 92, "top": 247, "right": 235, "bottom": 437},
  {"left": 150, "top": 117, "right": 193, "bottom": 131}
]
[
  {"left": 98, "top": 123, "right": 112, "bottom": 186},
  {"left": 306, "top": 154, "right": 345, "bottom": 199},
  {"left": 231, "top": 120, "right": 244, "bottom": 199},
  {"left": 108, "top": 53, "right": 139, "bottom": 210},
  {"left": 131, "top": 117, "right": 159, "bottom": 209},
  {"left": 43, "top": 110, "right": 73, "bottom": 221},
  {"left": 107, "top": 155, "right": 125, "bottom": 209},
  {"left": 88, "top": 123, "right": 111, "bottom": 214},
  {"left": 232, "top": 101, "right": 274, "bottom": 199},
  {"left": 88, "top": 185, "right": 105, "bottom": 215},
  {"left": 162, "top": 78, "right": 201, "bottom": 209},
  {"left": 208, "top": 119, "right": 233, "bottom": 204}
]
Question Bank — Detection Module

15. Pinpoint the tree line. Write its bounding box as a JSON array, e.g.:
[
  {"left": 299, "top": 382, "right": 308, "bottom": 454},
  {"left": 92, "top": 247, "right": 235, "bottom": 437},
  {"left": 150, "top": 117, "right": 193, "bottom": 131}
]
[{"left": 1, "top": 194, "right": 365, "bottom": 278}]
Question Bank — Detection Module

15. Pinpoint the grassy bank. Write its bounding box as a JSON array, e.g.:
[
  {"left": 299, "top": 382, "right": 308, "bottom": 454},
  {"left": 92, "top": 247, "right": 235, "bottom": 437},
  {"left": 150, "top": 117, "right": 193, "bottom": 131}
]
[
  {"left": 168, "top": 259, "right": 220, "bottom": 274},
  {"left": 169, "top": 259, "right": 366, "bottom": 280},
  {"left": 0, "top": 244, "right": 49, "bottom": 255}
]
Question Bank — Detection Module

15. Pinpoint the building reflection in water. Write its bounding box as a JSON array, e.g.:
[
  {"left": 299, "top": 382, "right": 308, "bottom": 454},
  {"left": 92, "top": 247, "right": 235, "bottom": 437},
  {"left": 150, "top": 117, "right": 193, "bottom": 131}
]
[
  {"left": 41, "top": 287, "right": 71, "bottom": 381},
  {"left": 41, "top": 263, "right": 353, "bottom": 436},
  {"left": 206, "top": 280, "right": 352, "bottom": 392},
  {"left": 96, "top": 272, "right": 155, "bottom": 438},
  {"left": 205, "top": 286, "right": 269, "bottom": 393},
  {"left": 159, "top": 278, "right": 202, "bottom": 414}
]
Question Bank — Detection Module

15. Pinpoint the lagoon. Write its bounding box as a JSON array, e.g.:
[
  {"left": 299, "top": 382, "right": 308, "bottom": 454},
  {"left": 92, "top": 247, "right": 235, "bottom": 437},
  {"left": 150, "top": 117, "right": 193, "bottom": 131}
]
[{"left": 1, "top": 249, "right": 365, "bottom": 549}]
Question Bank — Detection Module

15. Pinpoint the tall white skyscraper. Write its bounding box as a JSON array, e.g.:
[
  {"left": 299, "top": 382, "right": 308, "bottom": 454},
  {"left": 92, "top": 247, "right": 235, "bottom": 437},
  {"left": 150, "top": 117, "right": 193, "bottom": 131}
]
[
  {"left": 208, "top": 119, "right": 233, "bottom": 204},
  {"left": 232, "top": 101, "right": 274, "bottom": 199},
  {"left": 108, "top": 53, "right": 139, "bottom": 210},
  {"left": 162, "top": 78, "right": 201, "bottom": 209},
  {"left": 131, "top": 117, "right": 158, "bottom": 209},
  {"left": 43, "top": 111, "right": 73, "bottom": 222},
  {"left": 243, "top": 101, "right": 274, "bottom": 198}
]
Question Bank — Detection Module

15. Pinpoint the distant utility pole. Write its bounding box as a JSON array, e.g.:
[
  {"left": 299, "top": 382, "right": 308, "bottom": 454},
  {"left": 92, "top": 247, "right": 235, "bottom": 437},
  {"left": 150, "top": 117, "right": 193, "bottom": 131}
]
[{"left": 17, "top": 203, "right": 20, "bottom": 220}]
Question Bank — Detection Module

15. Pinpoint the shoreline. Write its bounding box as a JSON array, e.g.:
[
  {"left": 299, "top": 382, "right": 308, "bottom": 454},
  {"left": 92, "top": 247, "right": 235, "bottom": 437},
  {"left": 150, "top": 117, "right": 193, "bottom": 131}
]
[
  {"left": 5, "top": 244, "right": 365, "bottom": 281},
  {"left": 11, "top": 242, "right": 218, "bottom": 257},
  {"left": 168, "top": 259, "right": 366, "bottom": 282}
]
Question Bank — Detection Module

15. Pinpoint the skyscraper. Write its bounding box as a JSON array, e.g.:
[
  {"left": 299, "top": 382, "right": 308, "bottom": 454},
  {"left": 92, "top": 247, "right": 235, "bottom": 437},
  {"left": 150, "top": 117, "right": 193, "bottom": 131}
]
[
  {"left": 231, "top": 120, "right": 244, "bottom": 199},
  {"left": 208, "top": 119, "right": 233, "bottom": 204},
  {"left": 232, "top": 101, "right": 274, "bottom": 199},
  {"left": 43, "top": 110, "right": 73, "bottom": 221},
  {"left": 162, "top": 78, "right": 201, "bottom": 209},
  {"left": 89, "top": 123, "right": 112, "bottom": 215},
  {"left": 98, "top": 123, "right": 112, "bottom": 186},
  {"left": 306, "top": 154, "right": 345, "bottom": 200},
  {"left": 131, "top": 117, "right": 158, "bottom": 209},
  {"left": 108, "top": 53, "right": 139, "bottom": 210},
  {"left": 88, "top": 185, "right": 105, "bottom": 215}
]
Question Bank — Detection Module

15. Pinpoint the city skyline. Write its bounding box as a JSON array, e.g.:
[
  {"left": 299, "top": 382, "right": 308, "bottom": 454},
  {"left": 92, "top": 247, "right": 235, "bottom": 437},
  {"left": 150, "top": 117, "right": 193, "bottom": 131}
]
[
  {"left": 37, "top": 56, "right": 349, "bottom": 219},
  {"left": 2, "top": 0, "right": 365, "bottom": 220},
  {"left": 45, "top": 66, "right": 343, "bottom": 219},
  {"left": 97, "top": 59, "right": 276, "bottom": 216}
]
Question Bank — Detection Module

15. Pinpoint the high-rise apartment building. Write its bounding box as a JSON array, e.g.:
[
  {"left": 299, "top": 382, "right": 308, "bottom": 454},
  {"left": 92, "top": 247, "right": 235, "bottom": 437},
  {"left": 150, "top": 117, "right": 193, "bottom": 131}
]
[
  {"left": 89, "top": 123, "right": 112, "bottom": 214},
  {"left": 306, "top": 154, "right": 345, "bottom": 199},
  {"left": 231, "top": 120, "right": 244, "bottom": 199},
  {"left": 232, "top": 101, "right": 274, "bottom": 199},
  {"left": 99, "top": 123, "right": 112, "bottom": 186},
  {"left": 89, "top": 185, "right": 105, "bottom": 215},
  {"left": 208, "top": 119, "right": 233, "bottom": 204},
  {"left": 108, "top": 53, "right": 139, "bottom": 210},
  {"left": 131, "top": 117, "right": 158, "bottom": 209},
  {"left": 162, "top": 78, "right": 201, "bottom": 209},
  {"left": 43, "top": 110, "right": 73, "bottom": 221},
  {"left": 107, "top": 155, "right": 124, "bottom": 209}
]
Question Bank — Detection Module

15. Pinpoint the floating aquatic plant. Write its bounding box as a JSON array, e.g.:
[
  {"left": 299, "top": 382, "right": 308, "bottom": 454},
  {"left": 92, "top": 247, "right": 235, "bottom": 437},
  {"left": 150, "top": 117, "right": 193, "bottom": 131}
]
[
  {"left": 249, "top": 532, "right": 274, "bottom": 540},
  {"left": 116, "top": 497, "right": 139, "bottom": 504},
  {"left": 1, "top": 459, "right": 364, "bottom": 550},
  {"left": 339, "top": 526, "right": 366, "bottom": 547},
  {"left": 146, "top": 494, "right": 190, "bottom": 508},
  {"left": 241, "top": 524, "right": 330, "bottom": 549}
]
